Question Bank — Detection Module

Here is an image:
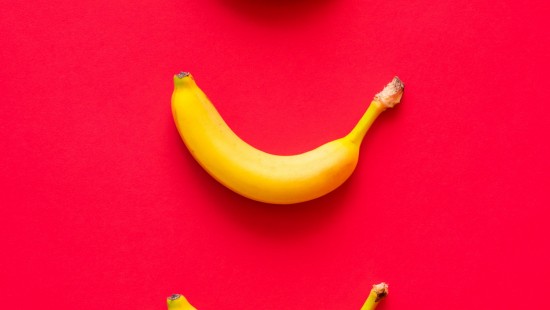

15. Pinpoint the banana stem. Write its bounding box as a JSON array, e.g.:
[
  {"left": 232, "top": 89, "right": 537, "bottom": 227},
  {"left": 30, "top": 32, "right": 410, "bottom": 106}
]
[
  {"left": 361, "top": 282, "right": 389, "bottom": 310},
  {"left": 347, "top": 100, "right": 386, "bottom": 144},
  {"left": 347, "top": 76, "right": 404, "bottom": 144},
  {"left": 167, "top": 294, "right": 197, "bottom": 310}
]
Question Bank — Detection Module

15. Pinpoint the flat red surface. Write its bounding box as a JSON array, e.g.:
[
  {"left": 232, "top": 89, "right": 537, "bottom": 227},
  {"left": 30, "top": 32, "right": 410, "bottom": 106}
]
[{"left": 2, "top": 0, "right": 549, "bottom": 309}]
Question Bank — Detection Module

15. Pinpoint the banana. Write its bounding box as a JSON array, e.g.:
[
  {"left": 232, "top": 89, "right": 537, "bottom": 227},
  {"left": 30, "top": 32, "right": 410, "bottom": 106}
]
[
  {"left": 172, "top": 72, "right": 404, "bottom": 204},
  {"left": 361, "top": 283, "right": 389, "bottom": 310},
  {"left": 167, "top": 294, "right": 196, "bottom": 310},
  {"left": 167, "top": 284, "right": 388, "bottom": 309}
]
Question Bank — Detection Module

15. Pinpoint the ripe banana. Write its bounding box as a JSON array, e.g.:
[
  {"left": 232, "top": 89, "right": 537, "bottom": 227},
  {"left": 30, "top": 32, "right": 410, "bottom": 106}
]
[
  {"left": 167, "top": 294, "right": 196, "bottom": 310},
  {"left": 172, "top": 72, "right": 404, "bottom": 204},
  {"left": 167, "top": 283, "right": 388, "bottom": 309},
  {"left": 361, "top": 283, "right": 389, "bottom": 310}
]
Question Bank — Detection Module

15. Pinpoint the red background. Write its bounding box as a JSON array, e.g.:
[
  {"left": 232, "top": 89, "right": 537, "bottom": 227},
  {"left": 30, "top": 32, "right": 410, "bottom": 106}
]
[{"left": 2, "top": 0, "right": 549, "bottom": 309}]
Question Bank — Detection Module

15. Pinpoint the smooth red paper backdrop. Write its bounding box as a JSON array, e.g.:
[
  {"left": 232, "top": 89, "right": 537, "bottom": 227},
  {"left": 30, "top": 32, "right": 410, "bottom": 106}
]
[{"left": 1, "top": 0, "right": 549, "bottom": 309}]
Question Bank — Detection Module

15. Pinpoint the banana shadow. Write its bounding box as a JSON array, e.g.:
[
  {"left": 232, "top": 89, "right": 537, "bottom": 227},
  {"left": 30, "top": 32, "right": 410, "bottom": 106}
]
[
  {"left": 210, "top": 175, "right": 358, "bottom": 240},
  {"left": 219, "top": 0, "right": 335, "bottom": 25}
]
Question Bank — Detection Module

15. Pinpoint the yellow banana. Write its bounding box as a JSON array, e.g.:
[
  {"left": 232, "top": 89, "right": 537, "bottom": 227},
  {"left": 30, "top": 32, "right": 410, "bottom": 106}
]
[
  {"left": 167, "top": 294, "right": 196, "bottom": 310},
  {"left": 172, "top": 72, "right": 404, "bottom": 204},
  {"left": 167, "top": 283, "right": 388, "bottom": 309},
  {"left": 361, "top": 282, "right": 389, "bottom": 310}
]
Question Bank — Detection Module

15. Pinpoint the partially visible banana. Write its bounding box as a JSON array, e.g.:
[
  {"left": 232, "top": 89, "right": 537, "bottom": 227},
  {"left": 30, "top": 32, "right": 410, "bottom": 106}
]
[
  {"left": 172, "top": 72, "right": 404, "bottom": 204},
  {"left": 167, "top": 294, "right": 196, "bottom": 310},
  {"left": 167, "top": 283, "right": 388, "bottom": 309}
]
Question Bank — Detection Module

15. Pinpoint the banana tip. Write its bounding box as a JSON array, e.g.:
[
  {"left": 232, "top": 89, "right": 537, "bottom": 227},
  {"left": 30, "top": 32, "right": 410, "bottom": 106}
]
[
  {"left": 168, "top": 294, "right": 182, "bottom": 301},
  {"left": 372, "top": 282, "right": 389, "bottom": 302},
  {"left": 174, "top": 72, "right": 195, "bottom": 88},
  {"left": 375, "top": 76, "right": 404, "bottom": 108},
  {"left": 176, "top": 72, "right": 191, "bottom": 79}
]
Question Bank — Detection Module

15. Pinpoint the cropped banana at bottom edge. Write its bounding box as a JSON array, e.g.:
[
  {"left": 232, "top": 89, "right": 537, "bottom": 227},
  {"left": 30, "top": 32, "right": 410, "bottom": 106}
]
[
  {"left": 167, "top": 294, "right": 196, "bottom": 310},
  {"left": 167, "top": 283, "right": 388, "bottom": 309},
  {"left": 171, "top": 72, "right": 404, "bottom": 204}
]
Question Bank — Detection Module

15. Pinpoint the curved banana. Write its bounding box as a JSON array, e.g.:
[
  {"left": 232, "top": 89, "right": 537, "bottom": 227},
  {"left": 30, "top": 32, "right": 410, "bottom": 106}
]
[
  {"left": 172, "top": 72, "right": 404, "bottom": 204},
  {"left": 167, "top": 283, "right": 388, "bottom": 309}
]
